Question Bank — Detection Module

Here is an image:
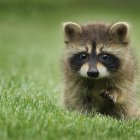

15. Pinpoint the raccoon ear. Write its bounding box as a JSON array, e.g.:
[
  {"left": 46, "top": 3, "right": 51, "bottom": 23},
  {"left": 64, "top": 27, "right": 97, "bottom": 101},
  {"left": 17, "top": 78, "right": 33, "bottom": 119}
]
[
  {"left": 63, "top": 22, "right": 82, "bottom": 43},
  {"left": 109, "top": 22, "right": 130, "bottom": 44}
]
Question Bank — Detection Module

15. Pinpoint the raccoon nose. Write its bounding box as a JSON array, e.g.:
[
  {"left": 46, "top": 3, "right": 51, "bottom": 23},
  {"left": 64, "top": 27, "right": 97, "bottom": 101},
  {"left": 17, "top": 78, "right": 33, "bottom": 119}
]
[{"left": 87, "top": 69, "right": 99, "bottom": 78}]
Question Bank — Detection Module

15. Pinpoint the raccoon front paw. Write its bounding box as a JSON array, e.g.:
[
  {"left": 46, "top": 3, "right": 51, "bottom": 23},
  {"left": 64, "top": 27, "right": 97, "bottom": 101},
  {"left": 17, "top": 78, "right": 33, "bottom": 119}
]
[{"left": 100, "top": 90, "right": 115, "bottom": 103}]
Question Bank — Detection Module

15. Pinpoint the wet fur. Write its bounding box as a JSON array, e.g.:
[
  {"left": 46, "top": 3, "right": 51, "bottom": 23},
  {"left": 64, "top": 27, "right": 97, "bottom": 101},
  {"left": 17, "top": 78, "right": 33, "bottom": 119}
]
[{"left": 62, "top": 22, "right": 140, "bottom": 119}]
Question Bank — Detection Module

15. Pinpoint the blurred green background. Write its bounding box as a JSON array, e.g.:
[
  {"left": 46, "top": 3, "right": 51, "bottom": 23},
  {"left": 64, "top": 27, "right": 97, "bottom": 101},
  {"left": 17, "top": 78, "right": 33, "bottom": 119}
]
[
  {"left": 0, "top": 0, "right": 140, "bottom": 140},
  {"left": 0, "top": 0, "right": 140, "bottom": 80}
]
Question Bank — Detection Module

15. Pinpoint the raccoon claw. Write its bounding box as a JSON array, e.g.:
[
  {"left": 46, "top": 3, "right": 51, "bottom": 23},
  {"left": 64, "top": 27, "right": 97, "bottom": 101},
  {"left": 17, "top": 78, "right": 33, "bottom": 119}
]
[{"left": 100, "top": 90, "right": 115, "bottom": 102}]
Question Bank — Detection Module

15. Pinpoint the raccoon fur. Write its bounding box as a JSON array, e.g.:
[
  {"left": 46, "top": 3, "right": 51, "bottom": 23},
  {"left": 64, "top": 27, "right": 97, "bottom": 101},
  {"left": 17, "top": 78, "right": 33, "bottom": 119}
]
[{"left": 62, "top": 21, "right": 140, "bottom": 119}]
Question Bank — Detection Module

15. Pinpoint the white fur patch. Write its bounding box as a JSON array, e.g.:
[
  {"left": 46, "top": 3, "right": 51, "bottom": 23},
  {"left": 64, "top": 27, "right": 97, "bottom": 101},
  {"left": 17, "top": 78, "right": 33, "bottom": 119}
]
[
  {"left": 79, "top": 63, "right": 89, "bottom": 78},
  {"left": 97, "top": 63, "right": 109, "bottom": 78},
  {"left": 80, "top": 63, "right": 109, "bottom": 79}
]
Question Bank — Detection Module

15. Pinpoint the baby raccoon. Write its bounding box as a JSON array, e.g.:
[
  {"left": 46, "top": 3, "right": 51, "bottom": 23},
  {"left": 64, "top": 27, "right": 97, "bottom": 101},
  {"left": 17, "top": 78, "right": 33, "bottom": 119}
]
[{"left": 62, "top": 21, "right": 140, "bottom": 119}]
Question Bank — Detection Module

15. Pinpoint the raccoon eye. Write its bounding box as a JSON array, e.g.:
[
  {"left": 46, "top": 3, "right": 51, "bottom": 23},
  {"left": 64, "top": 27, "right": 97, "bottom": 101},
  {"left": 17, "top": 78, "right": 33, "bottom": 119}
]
[
  {"left": 80, "top": 53, "right": 88, "bottom": 60},
  {"left": 101, "top": 54, "right": 109, "bottom": 60}
]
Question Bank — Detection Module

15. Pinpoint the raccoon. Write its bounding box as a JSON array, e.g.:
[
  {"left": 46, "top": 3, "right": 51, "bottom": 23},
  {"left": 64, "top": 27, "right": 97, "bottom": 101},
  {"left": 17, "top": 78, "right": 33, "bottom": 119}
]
[{"left": 62, "top": 21, "right": 140, "bottom": 119}]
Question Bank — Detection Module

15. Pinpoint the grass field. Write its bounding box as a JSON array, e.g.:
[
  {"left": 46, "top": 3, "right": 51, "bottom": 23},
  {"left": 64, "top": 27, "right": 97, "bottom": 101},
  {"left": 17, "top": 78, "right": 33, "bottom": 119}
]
[{"left": 0, "top": 1, "right": 140, "bottom": 140}]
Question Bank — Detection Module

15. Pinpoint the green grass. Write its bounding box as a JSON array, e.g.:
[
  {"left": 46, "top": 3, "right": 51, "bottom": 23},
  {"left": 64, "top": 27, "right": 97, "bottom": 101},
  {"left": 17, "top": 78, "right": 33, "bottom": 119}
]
[{"left": 0, "top": 2, "right": 140, "bottom": 140}]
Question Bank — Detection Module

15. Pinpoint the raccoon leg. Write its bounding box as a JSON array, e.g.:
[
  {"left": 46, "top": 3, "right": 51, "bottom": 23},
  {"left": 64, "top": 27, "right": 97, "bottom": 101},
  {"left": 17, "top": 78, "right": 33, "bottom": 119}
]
[{"left": 100, "top": 89, "right": 118, "bottom": 103}]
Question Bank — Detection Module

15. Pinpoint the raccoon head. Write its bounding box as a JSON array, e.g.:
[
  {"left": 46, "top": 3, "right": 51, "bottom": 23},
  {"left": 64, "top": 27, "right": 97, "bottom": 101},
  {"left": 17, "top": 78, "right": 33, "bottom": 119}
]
[{"left": 63, "top": 21, "right": 130, "bottom": 79}]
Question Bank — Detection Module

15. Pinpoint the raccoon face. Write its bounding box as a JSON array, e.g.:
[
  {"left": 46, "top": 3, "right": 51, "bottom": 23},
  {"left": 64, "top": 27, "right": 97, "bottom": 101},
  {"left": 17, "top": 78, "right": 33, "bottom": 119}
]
[
  {"left": 63, "top": 22, "right": 129, "bottom": 79},
  {"left": 69, "top": 45, "right": 120, "bottom": 78}
]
